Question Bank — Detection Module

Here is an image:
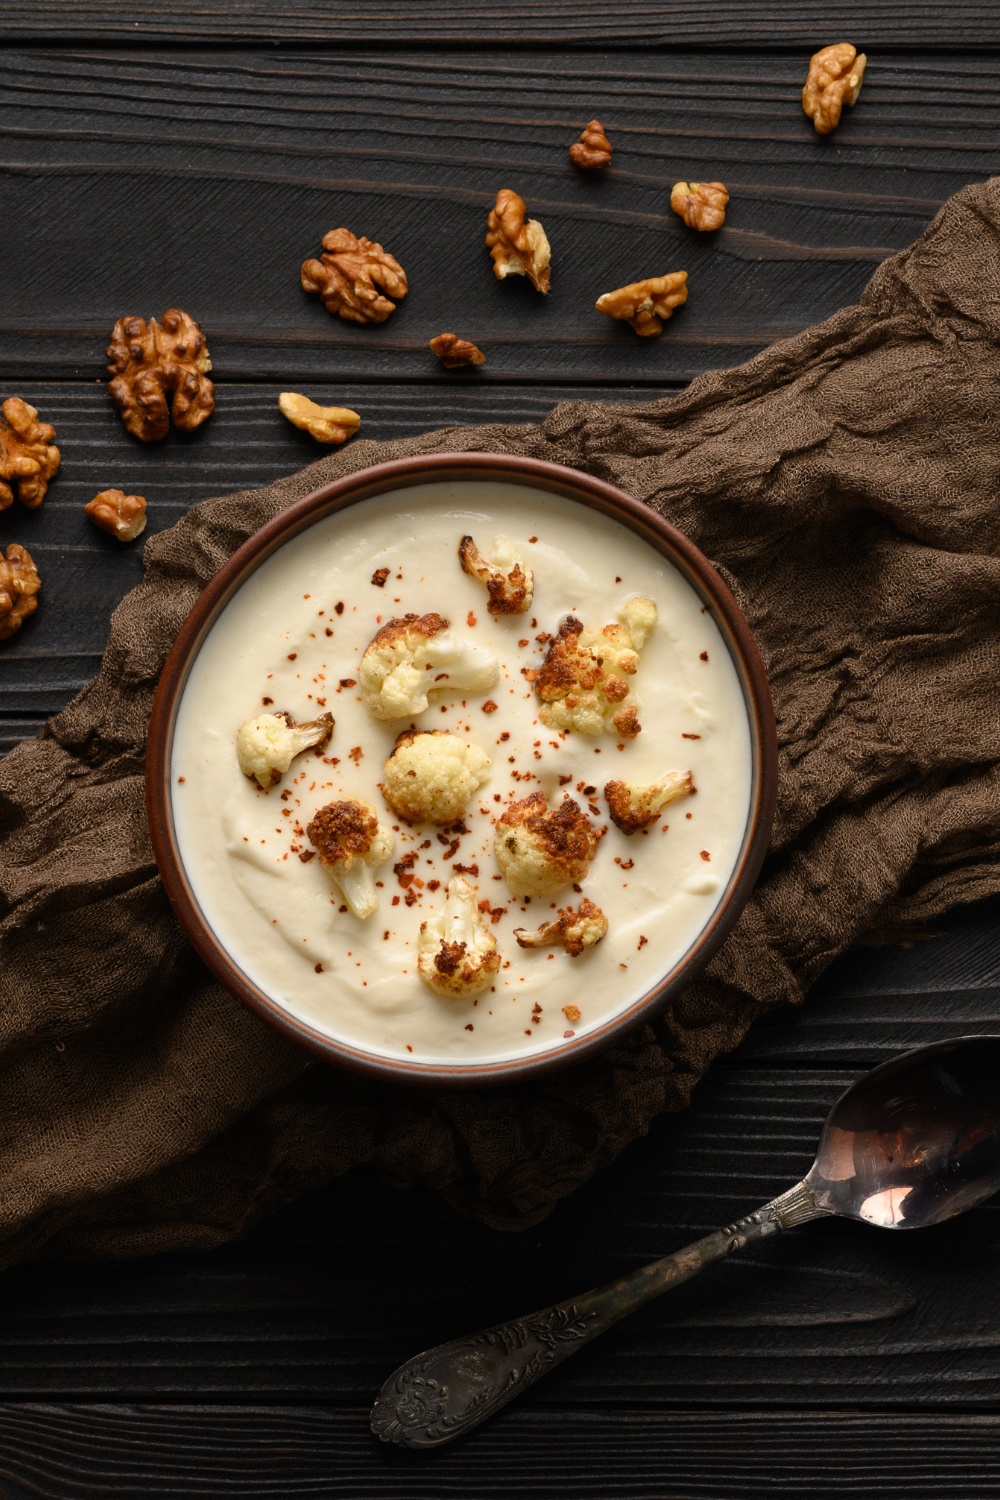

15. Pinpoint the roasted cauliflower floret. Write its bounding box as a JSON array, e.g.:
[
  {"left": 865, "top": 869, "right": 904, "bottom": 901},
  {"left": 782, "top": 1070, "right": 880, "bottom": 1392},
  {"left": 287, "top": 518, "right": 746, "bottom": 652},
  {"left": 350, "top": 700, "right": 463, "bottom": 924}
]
[
  {"left": 381, "top": 729, "right": 491, "bottom": 824},
  {"left": 494, "top": 792, "right": 602, "bottom": 898},
  {"left": 535, "top": 596, "right": 657, "bottom": 738},
  {"left": 305, "top": 798, "right": 394, "bottom": 920},
  {"left": 458, "top": 534, "right": 534, "bottom": 615},
  {"left": 604, "top": 769, "right": 695, "bottom": 834},
  {"left": 236, "top": 710, "right": 334, "bottom": 789},
  {"left": 514, "top": 897, "right": 608, "bottom": 957},
  {"left": 359, "top": 612, "right": 499, "bottom": 722},
  {"left": 418, "top": 876, "right": 501, "bottom": 998}
]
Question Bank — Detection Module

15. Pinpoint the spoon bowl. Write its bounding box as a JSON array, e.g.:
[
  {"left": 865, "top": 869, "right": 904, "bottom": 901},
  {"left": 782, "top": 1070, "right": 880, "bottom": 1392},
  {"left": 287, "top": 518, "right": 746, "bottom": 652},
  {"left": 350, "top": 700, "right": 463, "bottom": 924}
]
[{"left": 807, "top": 1036, "right": 1000, "bottom": 1229}]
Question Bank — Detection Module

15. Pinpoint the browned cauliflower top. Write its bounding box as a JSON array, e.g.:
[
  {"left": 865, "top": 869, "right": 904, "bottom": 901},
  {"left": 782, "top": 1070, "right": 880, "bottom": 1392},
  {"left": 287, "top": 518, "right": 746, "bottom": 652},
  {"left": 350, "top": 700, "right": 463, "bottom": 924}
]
[
  {"left": 494, "top": 791, "right": 603, "bottom": 898},
  {"left": 305, "top": 797, "right": 394, "bottom": 919},
  {"left": 514, "top": 897, "right": 608, "bottom": 957},
  {"left": 534, "top": 597, "right": 656, "bottom": 738},
  {"left": 458, "top": 534, "right": 533, "bottom": 615},
  {"left": 604, "top": 769, "right": 695, "bottom": 834},
  {"left": 359, "top": 611, "right": 499, "bottom": 721}
]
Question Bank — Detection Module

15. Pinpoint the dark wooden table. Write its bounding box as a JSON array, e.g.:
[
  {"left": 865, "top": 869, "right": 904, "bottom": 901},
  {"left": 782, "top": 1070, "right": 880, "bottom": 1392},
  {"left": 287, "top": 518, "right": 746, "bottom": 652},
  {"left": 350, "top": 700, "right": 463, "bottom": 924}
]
[{"left": 2, "top": 6, "right": 1000, "bottom": 1494}]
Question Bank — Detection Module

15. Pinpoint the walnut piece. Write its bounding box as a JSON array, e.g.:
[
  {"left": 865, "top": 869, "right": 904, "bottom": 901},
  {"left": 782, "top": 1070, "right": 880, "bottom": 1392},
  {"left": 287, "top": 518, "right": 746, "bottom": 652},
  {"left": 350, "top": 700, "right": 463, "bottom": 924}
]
[
  {"left": 596, "top": 272, "right": 688, "bottom": 337},
  {"left": 107, "top": 309, "right": 215, "bottom": 444},
  {"left": 802, "top": 44, "right": 867, "bottom": 135},
  {"left": 671, "top": 181, "right": 729, "bottom": 232},
  {"left": 85, "top": 489, "right": 147, "bottom": 542},
  {"left": 429, "top": 333, "right": 486, "bottom": 369},
  {"left": 569, "top": 119, "right": 612, "bottom": 169},
  {"left": 300, "top": 228, "right": 408, "bottom": 325},
  {"left": 0, "top": 543, "right": 40, "bottom": 642},
  {"left": 278, "top": 392, "right": 361, "bottom": 444},
  {"left": 485, "top": 189, "right": 551, "bottom": 294},
  {"left": 0, "top": 399, "right": 60, "bottom": 510}
]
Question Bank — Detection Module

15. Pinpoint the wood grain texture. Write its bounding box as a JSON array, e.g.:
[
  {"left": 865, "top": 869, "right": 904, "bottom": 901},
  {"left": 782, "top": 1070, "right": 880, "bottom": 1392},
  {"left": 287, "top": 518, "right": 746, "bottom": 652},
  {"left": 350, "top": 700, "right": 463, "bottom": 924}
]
[
  {"left": 2, "top": 1047, "right": 998, "bottom": 1403},
  {"left": 0, "top": 49, "right": 994, "bottom": 384},
  {"left": 2, "top": 3, "right": 1000, "bottom": 46},
  {"left": 0, "top": 380, "right": 646, "bottom": 745},
  {"left": 1, "top": 1405, "right": 999, "bottom": 1499}
]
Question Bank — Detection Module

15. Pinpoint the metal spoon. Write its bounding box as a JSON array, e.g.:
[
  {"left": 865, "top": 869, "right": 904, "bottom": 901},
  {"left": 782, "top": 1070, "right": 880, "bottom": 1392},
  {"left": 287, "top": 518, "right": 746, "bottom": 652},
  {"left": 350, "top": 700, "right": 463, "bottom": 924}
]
[{"left": 372, "top": 1036, "right": 1000, "bottom": 1449}]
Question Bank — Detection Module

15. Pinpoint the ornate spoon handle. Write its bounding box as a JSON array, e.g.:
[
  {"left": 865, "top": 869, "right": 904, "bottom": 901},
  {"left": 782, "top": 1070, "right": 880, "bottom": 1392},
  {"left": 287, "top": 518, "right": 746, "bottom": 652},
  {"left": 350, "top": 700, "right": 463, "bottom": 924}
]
[{"left": 372, "top": 1180, "right": 822, "bottom": 1449}]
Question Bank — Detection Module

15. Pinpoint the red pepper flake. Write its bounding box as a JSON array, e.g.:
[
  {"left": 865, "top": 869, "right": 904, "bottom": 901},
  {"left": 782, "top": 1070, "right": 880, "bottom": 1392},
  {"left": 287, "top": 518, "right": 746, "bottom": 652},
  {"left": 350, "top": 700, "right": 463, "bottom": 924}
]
[
  {"left": 325, "top": 627, "right": 334, "bottom": 637},
  {"left": 349, "top": 745, "right": 363, "bottom": 764},
  {"left": 638, "top": 935, "right": 648, "bottom": 950},
  {"left": 699, "top": 651, "right": 709, "bottom": 661},
  {"left": 339, "top": 905, "right": 348, "bottom": 913},
  {"left": 262, "top": 696, "right": 273, "bottom": 706},
  {"left": 334, "top": 602, "right": 345, "bottom": 615},
  {"left": 391, "top": 895, "right": 400, "bottom": 906},
  {"left": 371, "top": 567, "right": 390, "bottom": 587},
  {"left": 467, "top": 610, "right": 477, "bottom": 627},
  {"left": 314, "top": 963, "right": 324, "bottom": 973},
  {"left": 427, "top": 879, "right": 441, "bottom": 892},
  {"left": 700, "top": 849, "right": 711, "bottom": 861},
  {"left": 615, "top": 575, "right": 622, "bottom": 583},
  {"left": 535, "top": 631, "right": 551, "bottom": 645},
  {"left": 465, "top": 1023, "right": 474, "bottom": 1032},
  {"left": 499, "top": 731, "right": 510, "bottom": 743},
  {"left": 176, "top": 775, "right": 185, "bottom": 784},
  {"left": 299, "top": 849, "right": 316, "bottom": 864},
  {"left": 686, "top": 812, "right": 693, "bottom": 819},
  {"left": 558, "top": 774, "right": 573, "bottom": 786},
  {"left": 528, "top": 536, "right": 538, "bottom": 544},
  {"left": 682, "top": 732, "right": 701, "bottom": 740},
  {"left": 406, "top": 1044, "right": 413, "bottom": 1053},
  {"left": 340, "top": 678, "right": 357, "bottom": 690},
  {"left": 518, "top": 638, "right": 529, "bottom": 648},
  {"left": 287, "top": 652, "right": 297, "bottom": 661},
  {"left": 316, "top": 696, "right": 327, "bottom": 707},
  {"left": 563, "top": 1004, "right": 581, "bottom": 1023},
  {"left": 383, "top": 930, "right": 390, "bottom": 941},
  {"left": 521, "top": 666, "right": 538, "bottom": 682},
  {"left": 614, "top": 856, "right": 635, "bottom": 870},
  {"left": 524, "top": 1030, "right": 532, "bottom": 1037},
  {"left": 404, "top": 889, "right": 419, "bottom": 906},
  {"left": 480, "top": 699, "right": 499, "bottom": 716},
  {"left": 453, "top": 862, "right": 479, "bottom": 876},
  {"left": 563, "top": 1029, "right": 575, "bottom": 1039}
]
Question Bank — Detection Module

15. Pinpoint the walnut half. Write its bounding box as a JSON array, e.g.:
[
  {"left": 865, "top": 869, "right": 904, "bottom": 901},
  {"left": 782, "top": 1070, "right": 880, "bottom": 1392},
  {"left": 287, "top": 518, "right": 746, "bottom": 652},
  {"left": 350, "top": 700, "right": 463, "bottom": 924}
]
[
  {"left": 300, "top": 229, "right": 408, "bottom": 325},
  {"left": 0, "top": 398, "right": 60, "bottom": 510},
  {"left": 485, "top": 190, "right": 551, "bottom": 294},
  {"left": 596, "top": 272, "right": 688, "bottom": 337},
  {"left": 671, "top": 181, "right": 729, "bottom": 232},
  {"left": 802, "top": 44, "right": 867, "bottom": 135},
  {"left": 429, "top": 333, "right": 486, "bottom": 369},
  {"left": 107, "top": 309, "right": 215, "bottom": 443},
  {"left": 569, "top": 119, "right": 612, "bottom": 169},
  {"left": 85, "top": 489, "right": 147, "bottom": 542},
  {"left": 0, "top": 543, "right": 40, "bottom": 641},
  {"left": 278, "top": 392, "right": 361, "bottom": 444}
]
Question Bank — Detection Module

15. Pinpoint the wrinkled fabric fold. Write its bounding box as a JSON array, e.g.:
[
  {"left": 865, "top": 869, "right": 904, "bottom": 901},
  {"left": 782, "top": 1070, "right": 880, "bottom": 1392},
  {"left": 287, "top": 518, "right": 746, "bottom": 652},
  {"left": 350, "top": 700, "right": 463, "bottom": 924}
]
[{"left": 2, "top": 179, "right": 1000, "bottom": 1264}]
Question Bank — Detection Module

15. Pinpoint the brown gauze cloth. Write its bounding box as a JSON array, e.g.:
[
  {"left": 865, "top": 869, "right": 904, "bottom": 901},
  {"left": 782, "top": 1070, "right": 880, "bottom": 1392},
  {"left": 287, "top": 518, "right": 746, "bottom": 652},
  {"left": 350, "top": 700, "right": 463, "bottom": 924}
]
[{"left": 2, "top": 179, "right": 1000, "bottom": 1266}]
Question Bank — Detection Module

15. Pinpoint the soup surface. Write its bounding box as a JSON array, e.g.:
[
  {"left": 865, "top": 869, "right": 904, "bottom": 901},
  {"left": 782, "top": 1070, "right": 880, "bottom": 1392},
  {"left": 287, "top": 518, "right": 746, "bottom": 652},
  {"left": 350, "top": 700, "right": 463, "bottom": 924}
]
[{"left": 170, "top": 481, "right": 753, "bottom": 1064}]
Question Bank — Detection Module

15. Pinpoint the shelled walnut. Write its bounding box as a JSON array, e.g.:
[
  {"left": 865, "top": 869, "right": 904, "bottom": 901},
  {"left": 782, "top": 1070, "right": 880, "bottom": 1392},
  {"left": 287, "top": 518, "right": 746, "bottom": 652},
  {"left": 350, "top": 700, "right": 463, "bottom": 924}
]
[
  {"left": 671, "top": 181, "right": 729, "bottom": 231},
  {"left": 802, "top": 43, "right": 867, "bottom": 135},
  {"left": 568, "top": 119, "right": 612, "bottom": 169},
  {"left": 0, "top": 543, "right": 40, "bottom": 641},
  {"left": 300, "top": 229, "right": 408, "bottom": 324},
  {"left": 485, "top": 189, "right": 551, "bottom": 294},
  {"left": 278, "top": 392, "right": 361, "bottom": 444},
  {"left": 0, "top": 398, "right": 60, "bottom": 510},
  {"left": 85, "top": 489, "right": 147, "bottom": 542},
  {"left": 596, "top": 271, "right": 688, "bottom": 337},
  {"left": 107, "top": 309, "right": 215, "bottom": 443},
  {"left": 429, "top": 333, "right": 486, "bottom": 369}
]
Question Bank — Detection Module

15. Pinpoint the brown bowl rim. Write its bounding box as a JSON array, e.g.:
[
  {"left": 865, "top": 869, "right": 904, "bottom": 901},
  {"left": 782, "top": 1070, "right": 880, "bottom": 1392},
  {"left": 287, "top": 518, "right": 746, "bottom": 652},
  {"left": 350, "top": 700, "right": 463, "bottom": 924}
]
[{"left": 146, "top": 452, "right": 778, "bottom": 1088}]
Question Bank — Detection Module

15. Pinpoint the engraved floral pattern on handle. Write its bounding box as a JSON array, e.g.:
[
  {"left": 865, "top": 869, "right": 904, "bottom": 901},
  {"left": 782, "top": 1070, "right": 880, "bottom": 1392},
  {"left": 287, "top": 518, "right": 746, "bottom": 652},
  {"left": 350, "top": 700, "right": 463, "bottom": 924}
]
[{"left": 371, "top": 1303, "right": 596, "bottom": 1448}]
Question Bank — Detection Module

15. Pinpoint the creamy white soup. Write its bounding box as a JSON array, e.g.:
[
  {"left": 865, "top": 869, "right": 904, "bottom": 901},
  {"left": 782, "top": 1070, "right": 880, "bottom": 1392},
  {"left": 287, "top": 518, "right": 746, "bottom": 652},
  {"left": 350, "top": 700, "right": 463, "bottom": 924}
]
[{"left": 170, "top": 481, "right": 753, "bottom": 1064}]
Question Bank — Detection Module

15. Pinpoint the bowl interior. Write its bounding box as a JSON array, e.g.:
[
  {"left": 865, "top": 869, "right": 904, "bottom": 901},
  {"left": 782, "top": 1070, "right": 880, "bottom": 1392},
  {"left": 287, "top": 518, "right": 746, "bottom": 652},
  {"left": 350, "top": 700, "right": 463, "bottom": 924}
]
[{"left": 147, "top": 454, "right": 776, "bottom": 1087}]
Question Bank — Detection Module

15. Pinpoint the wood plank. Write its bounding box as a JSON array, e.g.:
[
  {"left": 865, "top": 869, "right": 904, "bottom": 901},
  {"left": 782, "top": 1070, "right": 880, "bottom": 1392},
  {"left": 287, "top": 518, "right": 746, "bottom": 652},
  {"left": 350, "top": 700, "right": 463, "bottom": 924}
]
[
  {"left": 0, "top": 1405, "right": 998, "bottom": 1500},
  {"left": 2, "top": 1063, "right": 998, "bottom": 1404},
  {"left": 2, "top": 3, "right": 999, "bottom": 47},
  {"left": 0, "top": 381, "right": 647, "bottom": 738},
  {"left": 0, "top": 49, "right": 994, "bottom": 383}
]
